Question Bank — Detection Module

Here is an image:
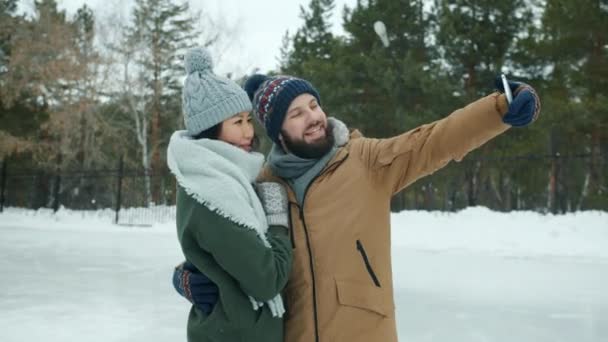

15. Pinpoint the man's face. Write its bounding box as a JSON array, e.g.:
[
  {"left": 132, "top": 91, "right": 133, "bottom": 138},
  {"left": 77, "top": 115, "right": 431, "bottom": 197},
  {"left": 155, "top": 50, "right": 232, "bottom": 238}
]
[{"left": 279, "top": 93, "right": 334, "bottom": 159}]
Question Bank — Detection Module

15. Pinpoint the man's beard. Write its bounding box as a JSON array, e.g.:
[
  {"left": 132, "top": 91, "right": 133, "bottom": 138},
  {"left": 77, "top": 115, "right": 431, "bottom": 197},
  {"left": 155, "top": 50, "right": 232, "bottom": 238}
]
[{"left": 281, "top": 123, "right": 335, "bottom": 159}]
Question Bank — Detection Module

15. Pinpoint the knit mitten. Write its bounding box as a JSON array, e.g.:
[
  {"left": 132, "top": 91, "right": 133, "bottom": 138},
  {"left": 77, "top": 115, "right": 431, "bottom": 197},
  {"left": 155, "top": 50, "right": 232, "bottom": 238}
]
[
  {"left": 255, "top": 182, "right": 289, "bottom": 229},
  {"left": 172, "top": 261, "right": 219, "bottom": 314},
  {"left": 494, "top": 76, "right": 541, "bottom": 127}
]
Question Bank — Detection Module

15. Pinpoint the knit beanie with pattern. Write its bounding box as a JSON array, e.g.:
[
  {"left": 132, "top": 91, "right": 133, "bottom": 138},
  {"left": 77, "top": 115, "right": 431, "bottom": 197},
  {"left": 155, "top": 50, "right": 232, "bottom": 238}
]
[{"left": 244, "top": 74, "right": 320, "bottom": 144}]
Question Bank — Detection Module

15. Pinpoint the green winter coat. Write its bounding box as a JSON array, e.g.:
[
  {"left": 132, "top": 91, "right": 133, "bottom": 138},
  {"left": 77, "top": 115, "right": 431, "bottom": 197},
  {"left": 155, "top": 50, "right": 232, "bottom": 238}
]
[
  {"left": 176, "top": 186, "right": 292, "bottom": 342},
  {"left": 167, "top": 131, "right": 293, "bottom": 342}
]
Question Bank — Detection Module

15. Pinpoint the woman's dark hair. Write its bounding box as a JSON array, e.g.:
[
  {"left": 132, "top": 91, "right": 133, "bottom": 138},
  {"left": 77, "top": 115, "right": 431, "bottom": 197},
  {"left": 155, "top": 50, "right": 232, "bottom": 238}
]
[
  {"left": 193, "top": 123, "right": 222, "bottom": 140},
  {"left": 192, "top": 121, "right": 260, "bottom": 150}
]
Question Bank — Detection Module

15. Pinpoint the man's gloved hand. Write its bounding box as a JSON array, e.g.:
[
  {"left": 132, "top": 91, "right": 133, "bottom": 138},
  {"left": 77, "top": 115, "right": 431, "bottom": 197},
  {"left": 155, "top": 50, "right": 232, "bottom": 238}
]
[
  {"left": 173, "top": 262, "right": 286, "bottom": 317},
  {"left": 172, "top": 261, "right": 219, "bottom": 314},
  {"left": 494, "top": 76, "right": 541, "bottom": 127},
  {"left": 255, "top": 182, "right": 289, "bottom": 229}
]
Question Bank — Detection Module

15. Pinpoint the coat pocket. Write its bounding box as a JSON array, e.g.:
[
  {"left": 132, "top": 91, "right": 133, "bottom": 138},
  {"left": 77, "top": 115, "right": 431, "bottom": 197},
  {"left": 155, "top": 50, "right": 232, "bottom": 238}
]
[
  {"left": 335, "top": 280, "right": 391, "bottom": 317},
  {"left": 356, "top": 240, "right": 381, "bottom": 287},
  {"left": 192, "top": 299, "right": 222, "bottom": 329}
]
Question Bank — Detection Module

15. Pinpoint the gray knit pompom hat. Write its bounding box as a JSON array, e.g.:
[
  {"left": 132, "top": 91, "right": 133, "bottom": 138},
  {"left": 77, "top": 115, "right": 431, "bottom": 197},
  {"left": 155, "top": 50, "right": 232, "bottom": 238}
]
[{"left": 182, "top": 47, "right": 252, "bottom": 136}]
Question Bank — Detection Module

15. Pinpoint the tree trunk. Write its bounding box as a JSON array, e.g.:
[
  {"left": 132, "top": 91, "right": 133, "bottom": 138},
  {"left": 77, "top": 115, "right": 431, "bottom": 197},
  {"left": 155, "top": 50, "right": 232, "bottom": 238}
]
[
  {"left": 577, "top": 171, "right": 590, "bottom": 211},
  {"left": 465, "top": 161, "right": 481, "bottom": 207},
  {"left": 585, "top": 127, "right": 603, "bottom": 207},
  {"left": 142, "top": 136, "right": 152, "bottom": 208},
  {"left": 150, "top": 105, "right": 160, "bottom": 204},
  {"left": 546, "top": 130, "right": 560, "bottom": 213},
  {"left": 150, "top": 30, "right": 163, "bottom": 204},
  {"left": 465, "top": 64, "right": 476, "bottom": 101},
  {"left": 77, "top": 106, "right": 88, "bottom": 208},
  {"left": 503, "top": 173, "right": 512, "bottom": 211}
]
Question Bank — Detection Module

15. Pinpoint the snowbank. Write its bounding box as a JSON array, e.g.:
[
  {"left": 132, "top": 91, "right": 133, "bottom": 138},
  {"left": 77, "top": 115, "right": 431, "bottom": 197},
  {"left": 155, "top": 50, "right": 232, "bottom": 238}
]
[
  {"left": 391, "top": 207, "right": 608, "bottom": 259},
  {"left": 1, "top": 206, "right": 607, "bottom": 259}
]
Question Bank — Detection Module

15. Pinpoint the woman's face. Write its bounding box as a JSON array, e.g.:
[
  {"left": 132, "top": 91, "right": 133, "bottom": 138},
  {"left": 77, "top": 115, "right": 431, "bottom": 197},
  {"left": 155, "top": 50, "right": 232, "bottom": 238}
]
[{"left": 218, "top": 111, "right": 255, "bottom": 152}]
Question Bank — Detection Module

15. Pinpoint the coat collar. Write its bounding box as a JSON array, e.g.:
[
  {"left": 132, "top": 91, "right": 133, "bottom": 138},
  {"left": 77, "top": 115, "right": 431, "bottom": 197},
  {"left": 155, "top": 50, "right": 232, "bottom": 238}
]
[{"left": 259, "top": 128, "right": 363, "bottom": 184}]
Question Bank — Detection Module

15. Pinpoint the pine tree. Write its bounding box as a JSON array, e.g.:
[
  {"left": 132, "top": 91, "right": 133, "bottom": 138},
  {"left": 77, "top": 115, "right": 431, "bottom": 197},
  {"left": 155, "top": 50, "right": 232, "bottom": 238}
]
[
  {"left": 433, "top": 0, "right": 535, "bottom": 206},
  {"left": 283, "top": 0, "right": 336, "bottom": 75},
  {"left": 282, "top": 0, "right": 451, "bottom": 210},
  {"left": 121, "top": 0, "right": 200, "bottom": 204},
  {"left": 70, "top": 5, "right": 102, "bottom": 170},
  {"left": 0, "top": 0, "right": 33, "bottom": 158},
  {"left": 0, "top": 0, "right": 83, "bottom": 165},
  {"left": 521, "top": 0, "right": 607, "bottom": 210},
  {"left": 280, "top": 0, "right": 348, "bottom": 130},
  {"left": 340, "top": 0, "right": 441, "bottom": 137},
  {"left": 0, "top": 0, "right": 17, "bottom": 72},
  {"left": 434, "top": 0, "right": 533, "bottom": 99}
]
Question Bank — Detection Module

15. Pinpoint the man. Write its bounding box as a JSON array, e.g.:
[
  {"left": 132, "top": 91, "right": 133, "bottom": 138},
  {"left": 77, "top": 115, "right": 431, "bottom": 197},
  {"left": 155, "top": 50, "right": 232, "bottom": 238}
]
[{"left": 174, "top": 74, "right": 541, "bottom": 342}]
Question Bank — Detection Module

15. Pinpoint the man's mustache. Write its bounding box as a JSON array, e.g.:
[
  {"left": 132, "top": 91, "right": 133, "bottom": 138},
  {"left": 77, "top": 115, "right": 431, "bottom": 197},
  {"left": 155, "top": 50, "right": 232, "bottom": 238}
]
[{"left": 306, "top": 121, "right": 324, "bottom": 131}]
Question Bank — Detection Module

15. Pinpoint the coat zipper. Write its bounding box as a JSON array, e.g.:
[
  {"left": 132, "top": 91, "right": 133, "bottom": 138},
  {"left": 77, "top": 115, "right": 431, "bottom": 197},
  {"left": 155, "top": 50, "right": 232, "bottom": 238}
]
[
  {"left": 287, "top": 202, "right": 297, "bottom": 249},
  {"left": 356, "top": 240, "right": 381, "bottom": 288},
  {"left": 298, "top": 154, "right": 348, "bottom": 342},
  {"left": 298, "top": 206, "right": 320, "bottom": 342}
]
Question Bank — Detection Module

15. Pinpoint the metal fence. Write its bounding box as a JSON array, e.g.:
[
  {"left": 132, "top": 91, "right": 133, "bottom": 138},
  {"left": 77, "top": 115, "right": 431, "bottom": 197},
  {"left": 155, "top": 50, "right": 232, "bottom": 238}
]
[
  {"left": 1, "top": 153, "right": 605, "bottom": 226},
  {"left": 391, "top": 153, "right": 607, "bottom": 213},
  {"left": 0, "top": 157, "right": 176, "bottom": 226}
]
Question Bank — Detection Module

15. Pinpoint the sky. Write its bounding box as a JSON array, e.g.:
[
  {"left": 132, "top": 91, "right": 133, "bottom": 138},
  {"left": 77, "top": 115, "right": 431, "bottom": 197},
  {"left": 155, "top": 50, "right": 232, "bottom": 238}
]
[{"left": 19, "top": 0, "right": 359, "bottom": 76}]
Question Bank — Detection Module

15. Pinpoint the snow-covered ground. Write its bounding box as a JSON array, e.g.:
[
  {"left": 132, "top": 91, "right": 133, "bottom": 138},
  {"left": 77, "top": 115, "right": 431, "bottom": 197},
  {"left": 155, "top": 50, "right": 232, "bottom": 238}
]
[{"left": 1, "top": 207, "right": 607, "bottom": 341}]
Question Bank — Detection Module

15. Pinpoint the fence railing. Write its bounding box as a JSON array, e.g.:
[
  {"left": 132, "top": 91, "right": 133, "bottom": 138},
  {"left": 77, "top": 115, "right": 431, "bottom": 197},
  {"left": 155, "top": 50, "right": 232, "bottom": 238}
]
[
  {"left": 390, "top": 152, "right": 606, "bottom": 213},
  {"left": 1, "top": 153, "right": 605, "bottom": 225},
  {"left": 0, "top": 157, "right": 176, "bottom": 226}
]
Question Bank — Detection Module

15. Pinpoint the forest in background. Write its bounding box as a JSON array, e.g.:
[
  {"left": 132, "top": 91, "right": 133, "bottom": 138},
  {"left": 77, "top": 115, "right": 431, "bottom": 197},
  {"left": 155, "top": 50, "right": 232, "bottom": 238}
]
[{"left": 1, "top": 0, "right": 605, "bottom": 213}]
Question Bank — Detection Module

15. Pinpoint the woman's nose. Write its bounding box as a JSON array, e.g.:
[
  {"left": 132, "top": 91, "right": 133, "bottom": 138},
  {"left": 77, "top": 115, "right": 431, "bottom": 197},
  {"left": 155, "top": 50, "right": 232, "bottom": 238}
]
[{"left": 243, "top": 124, "right": 254, "bottom": 139}]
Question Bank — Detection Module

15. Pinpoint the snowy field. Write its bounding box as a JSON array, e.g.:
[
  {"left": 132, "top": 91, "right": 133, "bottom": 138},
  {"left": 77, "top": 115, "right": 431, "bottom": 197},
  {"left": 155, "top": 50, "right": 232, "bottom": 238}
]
[{"left": 1, "top": 207, "right": 607, "bottom": 342}]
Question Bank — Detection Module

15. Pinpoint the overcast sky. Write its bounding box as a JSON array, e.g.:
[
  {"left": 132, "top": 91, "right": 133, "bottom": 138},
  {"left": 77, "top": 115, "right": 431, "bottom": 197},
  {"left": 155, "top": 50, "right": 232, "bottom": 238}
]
[{"left": 19, "top": 0, "right": 358, "bottom": 76}]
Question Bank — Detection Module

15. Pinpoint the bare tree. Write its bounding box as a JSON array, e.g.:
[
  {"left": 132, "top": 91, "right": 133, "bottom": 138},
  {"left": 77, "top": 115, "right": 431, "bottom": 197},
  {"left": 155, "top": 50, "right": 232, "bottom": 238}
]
[{"left": 116, "top": 41, "right": 154, "bottom": 206}]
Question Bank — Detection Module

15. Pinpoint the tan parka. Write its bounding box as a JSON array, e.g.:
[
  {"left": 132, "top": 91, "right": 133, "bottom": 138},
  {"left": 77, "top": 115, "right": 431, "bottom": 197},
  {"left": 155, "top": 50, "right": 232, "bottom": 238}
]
[{"left": 258, "top": 93, "right": 511, "bottom": 342}]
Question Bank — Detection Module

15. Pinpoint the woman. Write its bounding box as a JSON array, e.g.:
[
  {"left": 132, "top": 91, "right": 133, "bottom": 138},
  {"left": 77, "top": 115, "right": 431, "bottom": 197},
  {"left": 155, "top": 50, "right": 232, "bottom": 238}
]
[{"left": 167, "top": 47, "right": 292, "bottom": 342}]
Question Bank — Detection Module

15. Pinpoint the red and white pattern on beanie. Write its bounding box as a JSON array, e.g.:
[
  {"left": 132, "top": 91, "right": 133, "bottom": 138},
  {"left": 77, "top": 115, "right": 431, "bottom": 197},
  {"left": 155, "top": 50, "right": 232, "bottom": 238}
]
[{"left": 256, "top": 77, "right": 296, "bottom": 125}]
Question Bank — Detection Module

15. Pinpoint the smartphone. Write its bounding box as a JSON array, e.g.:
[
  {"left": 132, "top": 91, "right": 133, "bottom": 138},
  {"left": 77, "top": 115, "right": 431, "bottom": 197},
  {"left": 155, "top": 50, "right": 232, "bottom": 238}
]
[{"left": 501, "top": 74, "right": 513, "bottom": 104}]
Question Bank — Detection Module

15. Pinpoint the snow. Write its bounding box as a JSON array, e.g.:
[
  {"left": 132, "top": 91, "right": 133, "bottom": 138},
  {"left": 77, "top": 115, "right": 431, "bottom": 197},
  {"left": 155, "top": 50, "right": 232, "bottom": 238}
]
[
  {"left": 1, "top": 207, "right": 607, "bottom": 341},
  {"left": 391, "top": 207, "right": 608, "bottom": 259}
]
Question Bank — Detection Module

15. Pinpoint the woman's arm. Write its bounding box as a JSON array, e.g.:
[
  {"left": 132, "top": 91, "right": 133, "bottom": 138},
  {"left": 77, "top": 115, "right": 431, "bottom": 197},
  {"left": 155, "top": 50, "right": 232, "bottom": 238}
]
[{"left": 178, "top": 187, "right": 292, "bottom": 302}]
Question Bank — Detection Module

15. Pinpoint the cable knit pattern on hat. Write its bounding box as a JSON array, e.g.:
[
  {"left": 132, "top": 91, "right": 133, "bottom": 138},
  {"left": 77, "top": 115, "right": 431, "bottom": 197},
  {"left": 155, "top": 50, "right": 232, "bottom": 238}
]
[{"left": 182, "top": 47, "right": 252, "bottom": 136}]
